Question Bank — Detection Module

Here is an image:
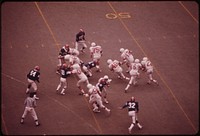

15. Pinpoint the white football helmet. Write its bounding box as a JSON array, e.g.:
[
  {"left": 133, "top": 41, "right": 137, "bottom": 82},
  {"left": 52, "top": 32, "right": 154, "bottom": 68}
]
[
  {"left": 104, "top": 75, "right": 109, "bottom": 80},
  {"left": 91, "top": 42, "right": 96, "bottom": 47},
  {"left": 120, "top": 48, "right": 125, "bottom": 53},
  {"left": 143, "top": 57, "right": 148, "bottom": 61},
  {"left": 135, "top": 59, "right": 140, "bottom": 63},
  {"left": 107, "top": 59, "right": 112, "bottom": 64}
]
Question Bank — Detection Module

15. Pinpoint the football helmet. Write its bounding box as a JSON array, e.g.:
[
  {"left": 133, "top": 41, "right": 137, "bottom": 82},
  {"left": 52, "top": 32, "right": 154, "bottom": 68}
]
[
  {"left": 135, "top": 59, "right": 140, "bottom": 63},
  {"left": 143, "top": 57, "right": 148, "bottom": 61},
  {"left": 91, "top": 42, "right": 96, "bottom": 47},
  {"left": 107, "top": 59, "right": 112, "bottom": 64},
  {"left": 104, "top": 75, "right": 109, "bottom": 80},
  {"left": 34, "top": 66, "right": 40, "bottom": 71},
  {"left": 120, "top": 48, "right": 125, "bottom": 53}
]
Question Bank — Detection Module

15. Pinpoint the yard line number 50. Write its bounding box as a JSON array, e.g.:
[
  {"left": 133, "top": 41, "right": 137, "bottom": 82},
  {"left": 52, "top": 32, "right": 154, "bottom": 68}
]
[{"left": 105, "top": 12, "right": 131, "bottom": 19}]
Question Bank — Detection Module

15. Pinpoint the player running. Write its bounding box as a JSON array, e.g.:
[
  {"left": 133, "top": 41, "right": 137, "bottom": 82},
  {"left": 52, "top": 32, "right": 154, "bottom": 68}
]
[
  {"left": 68, "top": 63, "right": 89, "bottom": 96},
  {"left": 119, "top": 96, "right": 143, "bottom": 134},
  {"left": 142, "top": 57, "right": 158, "bottom": 85},
  {"left": 57, "top": 44, "right": 71, "bottom": 74},
  {"left": 26, "top": 66, "right": 40, "bottom": 100},
  {"left": 56, "top": 64, "right": 71, "bottom": 95},
  {"left": 89, "top": 42, "right": 103, "bottom": 72},
  {"left": 107, "top": 59, "right": 130, "bottom": 80},
  {"left": 75, "top": 29, "right": 87, "bottom": 53},
  {"left": 119, "top": 48, "right": 134, "bottom": 73},
  {"left": 96, "top": 75, "right": 112, "bottom": 104},
  {"left": 87, "top": 84, "right": 111, "bottom": 114}
]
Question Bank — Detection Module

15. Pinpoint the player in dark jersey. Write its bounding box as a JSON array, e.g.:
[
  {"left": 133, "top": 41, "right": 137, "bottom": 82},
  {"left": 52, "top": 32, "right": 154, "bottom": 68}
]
[
  {"left": 119, "top": 96, "right": 143, "bottom": 134},
  {"left": 75, "top": 29, "right": 87, "bottom": 53},
  {"left": 81, "top": 60, "right": 98, "bottom": 77},
  {"left": 26, "top": 66, "right": 40, "bottom": 100},
  {"left": 96, "top": 75, "right": 112, "bottom": 104},
  {"left": 57, "top": 44, "right": 71, "bottom": 74},
  {"left": 56, "top": 63, "right": 71, "bottom": 95}
]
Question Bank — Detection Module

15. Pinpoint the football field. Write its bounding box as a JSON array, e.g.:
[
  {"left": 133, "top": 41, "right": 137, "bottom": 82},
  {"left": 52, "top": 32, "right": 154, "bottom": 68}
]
[{"left": 1, "top": 1, "right": 199, "bottom": 135}]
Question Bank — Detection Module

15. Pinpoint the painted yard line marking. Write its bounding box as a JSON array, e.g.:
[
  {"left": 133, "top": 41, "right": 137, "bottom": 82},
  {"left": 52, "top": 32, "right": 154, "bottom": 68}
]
[
  {"left": 1, "top": 112, "right": 8, "bottom": 135},
  {"left": 34, "top": 2, "right": 60, "bottom": 50},
  {"left": 72, "top": 74, "right": 103, "bottom": 134},
  {"left": 34, "top": 2, "right": 102, "bottom": 134},
  {"left": 107, "top": 2, "right": 197, "bottom": 133},
  {"left": 178, "top": 1, "right": 198, "bottom": 24},
  {"left": 1, "top": 73, "right": 99, "bottom": 134}
]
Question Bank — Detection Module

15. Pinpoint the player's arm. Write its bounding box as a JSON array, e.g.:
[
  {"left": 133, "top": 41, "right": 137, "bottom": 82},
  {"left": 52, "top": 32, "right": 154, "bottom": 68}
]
[
  {"left": 76, "top": 33, "right": 80, "bottom": 42},
  {"left": 118, "top": 102, "right": 128, "bottom": 110},
  {"left": 36, "top": 74, "right": 40, "bottom": 83},
  {"left": 135, "top": 102, "right": 139, "bottom": 113}
]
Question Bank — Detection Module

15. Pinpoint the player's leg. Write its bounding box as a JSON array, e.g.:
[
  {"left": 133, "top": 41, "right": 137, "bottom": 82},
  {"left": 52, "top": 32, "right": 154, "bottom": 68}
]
[
  {"left": 102, "top": 89, "right": 109, "bottom": 104},
  {"left": 125, "top": 76, "right": 133, "bottom": 92},
  {"left": 128, "top": 111, "right": 136, "bottom": 134},
  {"left": 77, "top": 79, "right": 85, "bottom": 95},
  {"left": 94, "top": 59, "right": 101, "bottom": 72},
  {"left": 32, "top": 82, "right": 39, "bottom": 100},
  {"left": 120, "top": 72, "right": 130, "bottom": 80},
  {"left": 60, "top": 79, "right": 67, "bottom": 95},
  {"left": 56, "top": 58, "right": 62, "bottom": 74},
  {"left": 20, "top": 107, "right": 29, "bottom": 124},
  {"left": 133, "top": 75, "right": 137, "bottom": 85},
  {"left": 75, "top": 42, "right": 78, "bottom": 50},
  {"left": 92, "top": 102, "right": 100, "bottom": 113},
  {"left": 56, "top": 78, "right": 62, "bottom": 93},
  {"left": 80, "top": 41, "right": 87, "bottom": 52},
  {"left": 26, "top": 79, "right": 33, "bottom": 94},
  {"left": 97, "top": 98, "right": 110, "bottom": 113},
  {"left": 30, "top": 109, "right": 40, "bottom": 126}
]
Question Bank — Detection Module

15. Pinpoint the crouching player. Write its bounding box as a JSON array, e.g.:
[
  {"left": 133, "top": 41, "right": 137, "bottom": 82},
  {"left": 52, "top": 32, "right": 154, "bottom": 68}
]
[
  {"left": 87, "top": 84, "right": 111, "bottom": 114},
  {"left": 96, "top": 75, "right": 112, "bottom": 104}
]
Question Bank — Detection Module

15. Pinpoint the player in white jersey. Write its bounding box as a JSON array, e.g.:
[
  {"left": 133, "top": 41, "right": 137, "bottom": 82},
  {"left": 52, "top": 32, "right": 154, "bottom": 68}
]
[
  {"left": 125, "top": 62, "right": 140, "bottom": 93},
  {"left": 64, "top": 54, "right": 82, "bottom": 67},
  {"left": 68, "top": 63, "right": 89, "bottom": 95},
  {"left": 87, "top": 84, "right": 111, "bottom": 114},
  {"left": 68, "top": 55, "right": 83, "bottom": 66},
  {"left": 140, "top": 57, "right": 148, "bottom": 72},
  {"left": 89, "top": 42, "right": 103, "bottom": 72},
  {"left": 68, "top": 47, "right": 80, "bottom": 56},
  {"left": 120, "top": 48, "right": 134, "bottom": 73},
  {"left": 144, "top": 58, "right": 158, "bottom": 85},
  {"left": 131, "top": 59, "right": 142, "bottom": 78},
  {"left": 107, "top": 59, "right": 129, "bottom": 80}
]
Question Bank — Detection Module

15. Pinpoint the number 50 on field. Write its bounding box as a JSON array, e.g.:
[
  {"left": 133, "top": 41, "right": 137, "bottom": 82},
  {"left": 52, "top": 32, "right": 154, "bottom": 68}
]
[{"left": 105, "top": 12, "right": 131, "bottom": 19}]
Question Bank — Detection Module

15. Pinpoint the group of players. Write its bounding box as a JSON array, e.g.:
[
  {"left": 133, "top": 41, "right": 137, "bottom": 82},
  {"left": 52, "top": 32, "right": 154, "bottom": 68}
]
[
  {"left": 24, "top": 28, "right": 159, "bottom": 133},
  {"left": 107, "top": 47, "right": 159, "bottom": 93},
  {"left": 55, "top": 29, "right": 112, "bottom": 114}
]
